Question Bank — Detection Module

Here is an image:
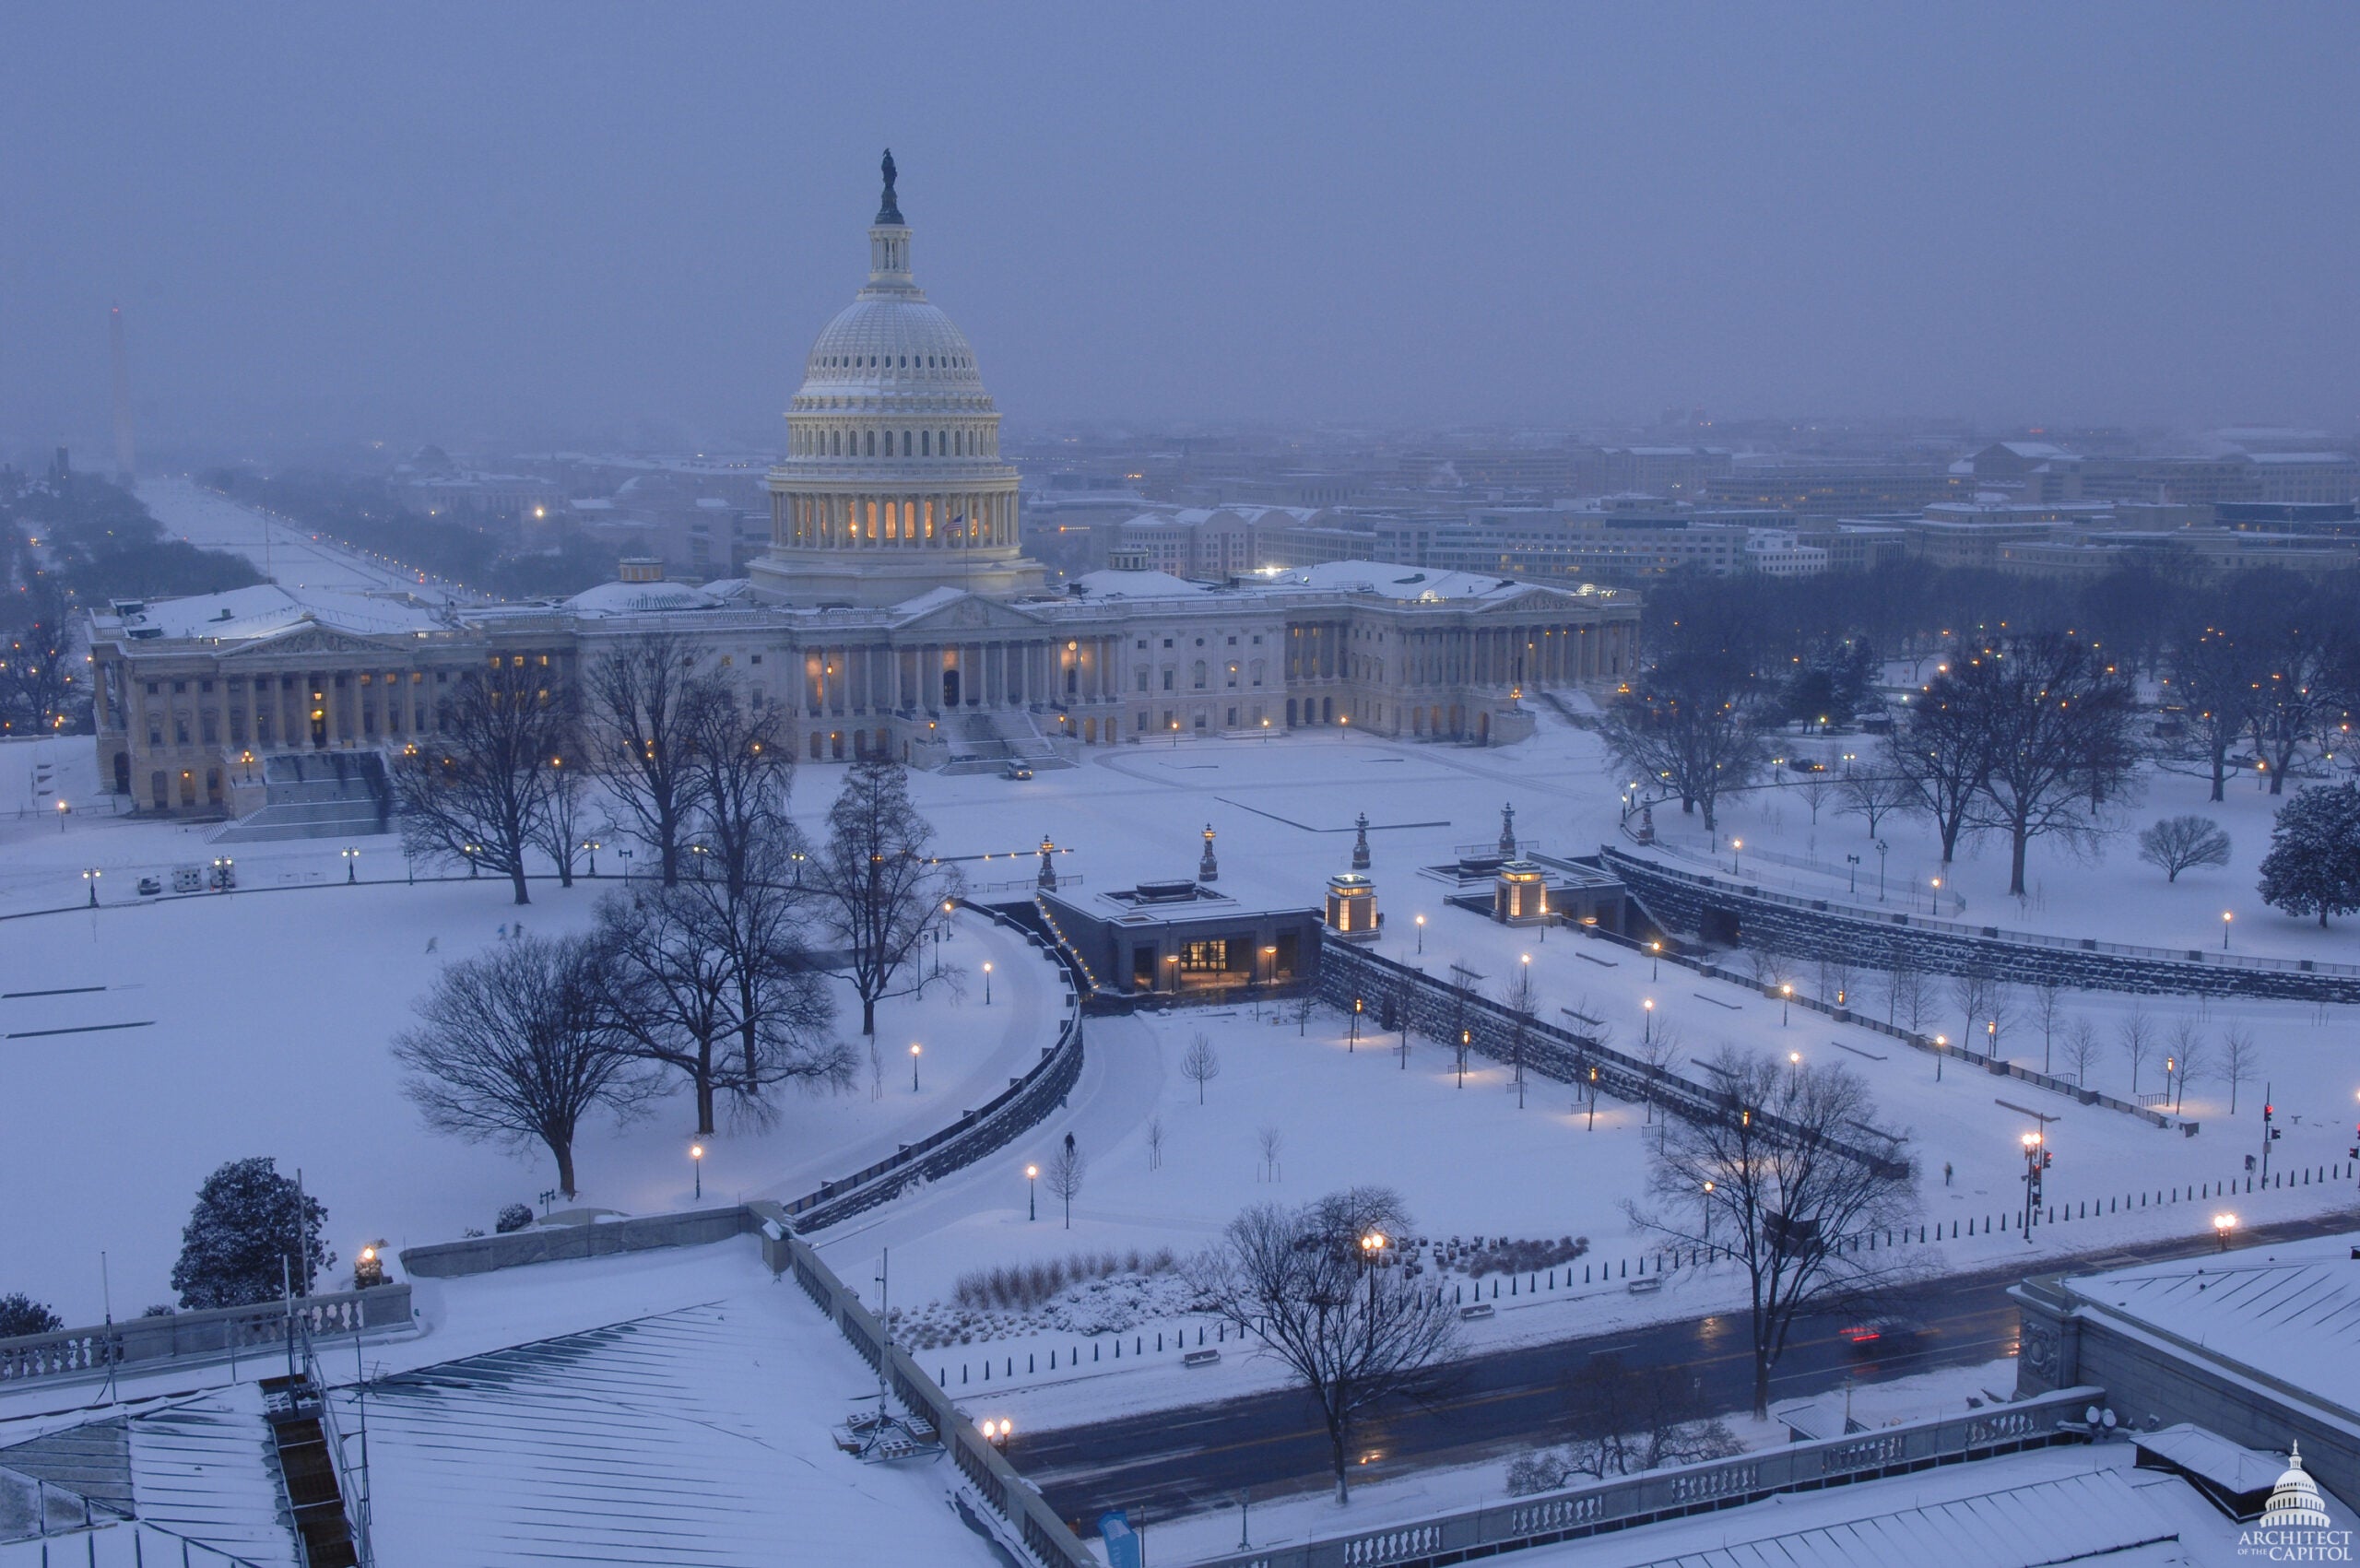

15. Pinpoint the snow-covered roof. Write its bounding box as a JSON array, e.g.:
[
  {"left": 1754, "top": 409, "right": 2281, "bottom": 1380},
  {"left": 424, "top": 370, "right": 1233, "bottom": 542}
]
[
  {"left": 95, "top": 584, "right": 440, "bottom": 643},
  {"left": 2057, "top": 1231, "right": 2360, "bottom": 1416},
  {"left": 2134, "top": 1424, "right": 2286, "bottom": 1497},
  {"left": 1069, "top": 569, "right": 1211, "bottom": 599},
  {"left": 562, "top": 579, "right": 724, "bottom": 616},
  {"left": 1246, "top": 560, "right": 1528, "bottom": 601}
]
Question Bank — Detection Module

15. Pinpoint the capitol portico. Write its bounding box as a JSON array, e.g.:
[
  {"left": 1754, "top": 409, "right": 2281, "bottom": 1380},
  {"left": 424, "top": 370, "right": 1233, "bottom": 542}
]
[{"left": 88, "top": 155, "right": 1638, "bottom": 814}]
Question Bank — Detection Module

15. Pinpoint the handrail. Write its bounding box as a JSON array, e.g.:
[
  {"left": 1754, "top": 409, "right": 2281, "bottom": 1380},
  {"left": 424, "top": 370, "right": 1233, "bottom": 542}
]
[
  {"left": 1185, "top": 1385, "right": 2102, "bottom": 1568},
  {"left": 776, "top": 899, "right": 1086, "bottom": 1230},
  {"left": 0, "top": 1286, "right": 413, "bottom": 1391},
  {"left": 1606, "top": 843, "right": 2360, "bottom": 979}
]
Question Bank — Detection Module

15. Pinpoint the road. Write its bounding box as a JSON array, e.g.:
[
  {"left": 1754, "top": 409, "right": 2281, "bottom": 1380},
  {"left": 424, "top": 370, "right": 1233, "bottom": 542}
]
[{"left": 1021, "top": 1211, "right": 2354, "bottom": 1529}]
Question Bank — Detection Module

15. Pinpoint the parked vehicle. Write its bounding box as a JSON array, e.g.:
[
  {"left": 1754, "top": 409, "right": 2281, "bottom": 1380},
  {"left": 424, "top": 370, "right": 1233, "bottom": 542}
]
[
  {"left": 171, "top": 866, "right": 204, "bottom": 894},
  {"left": 1004, "top": 761, "right": 1034, "bottom": 781},
  {"left": 136, "top": 876, "right": 162, "bottom": 897}
]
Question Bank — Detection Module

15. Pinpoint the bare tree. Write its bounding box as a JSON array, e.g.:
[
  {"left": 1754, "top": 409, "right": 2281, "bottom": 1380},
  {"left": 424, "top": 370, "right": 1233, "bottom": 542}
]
[
  {"left": 686, "top": 684, "right": 796, "bottom": 901},
  {"left": 531, "top": 751, "right": 590, "bottom": 890},
  {"left": 1145, "top": 1114, "right": 1166, "bottom": 1172},
  {"left": 2167, "top": 1018, "right": 2205, "bottom": 1115},
  {"left": 2138, "top": 816, "right": 2232, "bottom": 882},
  {"left": 587, "top": 631, "right": 711, "bottom": 885},
  {"left": 1501, "top": 961, "right": 1540, "bottom": 1110},
  {"left": 1815, "top": 953, "right": 1856, "bottom": 1012},
  {"left": 1191, "top": 1188, "right": 1460, "bottom": 1503},
  {"left": 2220, "top": 1027, "right": 2260, "bottom": 1114},
  {"left": 1181, "top": 1032, "right": 1221, "bottom": 1103},
  {"left": 393, "top": 933, "right": 652, "bottom": 1198},
  {"left": 595, "top": 875, "right": 846, "bottom": 1135},
  {"left": 395, "top": 666, "right": 575, "bottom": 905},
  {"left": 1628, "top": 1048, "right": 1918, "bottom": 1418},
  {"left": 1599, "top": 661, "right": 1771, "bottom": 833},
  {"left": 1044, "top": 1133, "right": 1084, "bottom": 1229},
  {"left": 1506, "top": 1354, "right": 1741, "bottom": 1491},
  {"left": 810, "top": 756, "right": 957, "bottom": 1035},
  {"left": 2170, "top": 625, "right": 2260, "bottom": 802},
  {"left": 2118, "top": 1008, "right": 2157, "bottom": 1097},
  {"left": 1837, "top": 768, "right": 1914, "bottom": 841},
  {"left": 1797, "top": 772, "right": 1835, "bottom": 826},
  {"left": 1882, "top": 961, "right": 1929, "bottom": 1032},
  {"left": 1949, "top": 970, "right": 1995, "bottom": 1052},
  {"left": 1292, "top": 991, "right": 1318, "bottom": 1037},
  {"left": 2030, "top": 983, "right": 2067, "bottom": 1076},
  {"left": 2060, "top": 1016, "right": 2102, "bottom": 1087},
  {"left": 1443, "top": 965, "right": 1476, "bottom": 1085},
  {"left": 1955, "top": 635, "right": 2142, "bottom": 894},
  {"left": 1885, "top": 713, "right": 1986, "bottom": 867},
  {"left": 1257, "top": 1126, "right": 1285, "bottom": 1183}
]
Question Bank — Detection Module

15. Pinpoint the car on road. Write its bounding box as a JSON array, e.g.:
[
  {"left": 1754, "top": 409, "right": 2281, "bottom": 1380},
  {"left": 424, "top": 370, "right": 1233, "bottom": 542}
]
[
  {"left": 1839, "top": 1313, "right": 1928, "bottom": 1351},
  {"left": 1004, "top": 761, "right": 1033, "bottom": 781},
  {"left": 136, "top": 875, "right": 162, "bottom": 897}
]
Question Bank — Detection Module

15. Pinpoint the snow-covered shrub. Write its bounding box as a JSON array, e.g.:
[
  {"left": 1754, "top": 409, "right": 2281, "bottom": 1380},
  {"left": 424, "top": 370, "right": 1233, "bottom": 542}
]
[{"left": 495, "top": 1203, "right": 535, "bottom": 1234}]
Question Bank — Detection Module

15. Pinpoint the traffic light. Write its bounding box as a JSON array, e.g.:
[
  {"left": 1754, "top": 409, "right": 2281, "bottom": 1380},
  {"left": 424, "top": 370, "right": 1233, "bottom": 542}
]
[{"left": 2041, "top": 1151, "right": 2053, "bottom": 1170}]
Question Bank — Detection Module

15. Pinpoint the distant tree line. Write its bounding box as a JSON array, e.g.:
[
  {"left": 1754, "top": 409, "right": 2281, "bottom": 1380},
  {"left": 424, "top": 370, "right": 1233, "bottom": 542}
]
[{"left": 201, "top": 468, "right": 618, "bottom": 599}]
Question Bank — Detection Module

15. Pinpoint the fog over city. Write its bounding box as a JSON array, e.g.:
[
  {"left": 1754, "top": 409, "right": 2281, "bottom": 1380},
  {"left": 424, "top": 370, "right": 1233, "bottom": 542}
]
[{"left": 6, "top": 2, "right": 2357, "bottom": 454}]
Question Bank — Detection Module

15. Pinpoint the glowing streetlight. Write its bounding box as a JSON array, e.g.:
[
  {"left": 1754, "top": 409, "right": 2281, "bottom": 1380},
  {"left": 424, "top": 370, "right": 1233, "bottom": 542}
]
[
  {"left": 1414, "top": 913, "right": 1425, "bottom": 953},
  {"left": 1643, "top": 996, "right": 1655, "bottom": 1043},
  {"left": 1025, "top": 1163, "right": 1038, "bottom": 1221},
  {"left": 2222, "top": 911, "right": 2233, "bottom": 951},
  {"left": 1780, "top": 983, "right": 1793, "bottom": 1026},
  {"left": 1929, "top": 876, "right": 1941, "bottom": 914},
  {"left": 55, "top": 799, "right": 68, "bottom": 831},
  {"left": 910, "top": 1043, "right": 922, "bottom": 1092},
  {"left": 690, "top": 1142, "right": 704, "bottom": 1200},
  {"left": 81, "top": 867, "right": 100, "bottom": 907},
  {"left": 1360, "top": 1230, "right": 1388, "bottom": 1310},
  {"left": 983, "top": 961, "right": 993, "bottom": 1006},
  {"left": 1700, "top": 1179, "right": 1715, "bottom": 1241},
  {"left": 2212, "top": 1211, "right": 2236, "bottom": 1252},
  {"left": 1788, "top": 1050, "right": 1801, "bottom": 1068},
  {"left": 1934, "top": 1033, "right": 1948, "bottom": 1082},
  {"left": 1730, "top": 838, "right": 1743, "bottom": 876},
  {"left": 341, "top": 846, "right": 360, "bottom": 884},
  {"left": 582, "top": 839, "right": 601, "bottom": 876},
  {"left": 1649, "top": 939, "right": 1661, "bottom": 980}
]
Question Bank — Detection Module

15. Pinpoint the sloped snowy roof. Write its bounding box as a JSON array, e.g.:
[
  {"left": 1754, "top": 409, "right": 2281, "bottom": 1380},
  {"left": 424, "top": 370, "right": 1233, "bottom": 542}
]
[
  {"left": 562, "top": 579, "right": 723, "bottom": 616},
  {"left": 1069, "top": 569, "right": 1211, "bottom": 599},
  {"left": 2058, "top": 1232, "right": 2360, "bottom": 1416},
  {"left": 98, "top": 584, "right": 439, "bottom": 643},
  {"left": 1249, "top": 560, "right": 1529, "bottom": 601},
  {"left": 2135, "top": 1424, "right": 2285, "bottom": 1497}
]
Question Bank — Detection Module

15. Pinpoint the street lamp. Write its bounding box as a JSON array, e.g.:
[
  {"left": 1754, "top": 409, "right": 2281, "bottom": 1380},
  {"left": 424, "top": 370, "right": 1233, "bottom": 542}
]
[
  {"left": 2212, "top": 1211, "right": 2236, "bottom": 1252},
  {"left": 1359, "top": 1230, "right": 1387, "bottom": 1311},
  {"left": 1934, "top": 1034, "right": 1947, "bottom": 1082},
  {"left": 82, "top": 867, "right": 100, "bottom": 906},
  {"left": 690, "top": 1142, "right": 704, "bottom": 1201},
  {"left": 1261, "top": 945, "right": 1277, "bottom": 987},
  {"left": 465, "top": 843, "right": 481, "bottom": 878},
  {"left": 1929, "top": 876, "right": 1941, "bottom": 914},
  {"left": 910, "top": 1043, "right": 922, "bottom": 1092},
  {"left": 1700, "top": 1180, "right": 1715, "bottom": 1242},
  {"left": 2222, "top": 911, "right": 2233, "bottom": 951},
  {"left": 56, "top": 799, "right": 68, "bottom": 831},
  {"left": 1875, "top": 839, "right": 1889, "bottom": 902},
  {"left": 983, "top": 961, "right": 993, "bottom": 1006},
  {"left": 1414, "top": 913, "right": 1425, "bottom": 953},
  {"left": 1780, "top": 983, "right": 1792, "bottom": 1026},
  {"left": 1643, "top": 997, "right": 1655, "bottom": 1042},
  {"left": 619, "top": 847, "right": 633, "bottom": 879},
  {"left": 1587, "top": 1065, "right": 1599, "bottom": 1130},
  {"left": 1351, "top": 996, "right": 1363, "bottom": 1052},
  {"left": 1649, "top": 939, "right": 1662, "bottom": 981},
  {"left": 1788, "top": 1050, "right": 1801, "bottom": 1069},
  {"left": 2021, "top": 1130, "right": 2046, "bottom": 1241},
  {"left": 1025, "top": 1163, "right": 1038, "bottom": 1221},
  {"left": 1845, "top": 854, "right": 1860, "bottom": 895},
  {"left": 583, "top": 839, "right": 601, "bottom": 877},
  {"left": 342, "top": 846, "right": 360, "bottom": 884},
  {"left": 1730, "top": 838, "right": 1742, "bottom": 876}
]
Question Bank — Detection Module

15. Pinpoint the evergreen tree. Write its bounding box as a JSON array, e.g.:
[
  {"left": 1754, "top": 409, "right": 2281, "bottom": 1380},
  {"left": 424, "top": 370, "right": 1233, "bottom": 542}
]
[
  {"left": 2257, "top": 783, "right": 2360, "bottom": 928},
  {"left": 0, "top": 1293, "right": 64, "bottom": 1337},
  {"left": 171, "top": 1157, "right": 334, "bottom": 1309}
]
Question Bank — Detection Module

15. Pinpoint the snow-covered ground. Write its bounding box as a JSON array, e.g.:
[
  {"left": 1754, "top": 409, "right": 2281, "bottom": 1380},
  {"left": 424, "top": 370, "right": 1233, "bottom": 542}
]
[
  {"left": 7, "top": 714, "right": 2356, "bottom": 1376},
  {"left": 138, "top": 474, "right": 488, "bottom": 604}
]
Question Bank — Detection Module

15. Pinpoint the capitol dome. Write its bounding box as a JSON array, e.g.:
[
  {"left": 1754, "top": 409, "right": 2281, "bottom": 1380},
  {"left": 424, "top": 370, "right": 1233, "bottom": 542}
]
[
  {"left": 2263, "top": 1442, "right": 2332, "bottom": 1528},
  {"left": 750, "top": 152, "right": 1042, "bottom": 608}
]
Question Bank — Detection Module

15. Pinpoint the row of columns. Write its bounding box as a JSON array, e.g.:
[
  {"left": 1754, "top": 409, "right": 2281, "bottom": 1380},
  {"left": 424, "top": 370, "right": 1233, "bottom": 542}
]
[
  {"left": 804, "top": 635, "right": 1121, "bottom": 716},
  {"left": 777, "top": 490, "right": 1015, "bottom": 550},
  {"left": 1293, "top": 619, "right": 1634, "bottom": 690}
]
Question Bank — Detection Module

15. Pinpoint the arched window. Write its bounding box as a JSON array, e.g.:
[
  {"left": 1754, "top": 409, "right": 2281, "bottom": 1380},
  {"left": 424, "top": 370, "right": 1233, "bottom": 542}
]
[
  {"left": 920, "top": 430, "right": 929, "bottom": 455},
  {"left": 938, "top": 430, "right": 948, "bottom": 454},
  {"left": 831, "top": 430, "right": 841, "bottom": 455},
  {"left": 955, "top": 430, "right": 963, "bottom": 455},
  {"left": 903, "top": 430, "right": 912, "bottom": 455},
  {"left": 1192, "top": 660, "right": 1208, "bottom": 690},
  {"left": 865, "top": 430, "right": 876, "bottom": 457}
]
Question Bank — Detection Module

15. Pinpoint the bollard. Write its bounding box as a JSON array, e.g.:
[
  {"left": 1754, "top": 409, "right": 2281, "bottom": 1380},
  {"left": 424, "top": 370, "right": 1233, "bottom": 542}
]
[{"left": 1030, "top": 1354, "right": 1035, "bottom": 1373}]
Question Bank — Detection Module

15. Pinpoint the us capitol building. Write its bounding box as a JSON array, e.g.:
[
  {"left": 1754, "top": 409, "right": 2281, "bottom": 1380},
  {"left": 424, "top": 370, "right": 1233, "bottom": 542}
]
[{"left": 88, "top": 156, "right": 1637, "bottom": 818}]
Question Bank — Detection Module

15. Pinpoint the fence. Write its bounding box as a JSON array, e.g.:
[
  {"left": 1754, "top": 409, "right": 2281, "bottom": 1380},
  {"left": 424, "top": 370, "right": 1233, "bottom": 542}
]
[
  {"left": 776, "top": 899, "right": 1087, "bottom": 1232},
  {"left": 1186, "top": 1385, "right": 2103, "bottom": 1568},
  {"left": 0, "top": 1286, "right": 412, "bottom": 1391},
  {"left": 751, "top": 1203, "right": 1098, "bottom": 1568},
  {"left": 1316, "top": 942, "right": 1910, "bottom": 1180},
  {"left": 1603, "top": 844, "right": 2360, "bottom": 1004}
]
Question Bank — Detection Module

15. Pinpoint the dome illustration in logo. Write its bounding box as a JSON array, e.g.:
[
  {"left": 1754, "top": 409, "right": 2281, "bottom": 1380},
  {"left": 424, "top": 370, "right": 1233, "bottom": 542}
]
[{"left": 2263, "top": 1441, "right": 2332, "bottom": 1529}]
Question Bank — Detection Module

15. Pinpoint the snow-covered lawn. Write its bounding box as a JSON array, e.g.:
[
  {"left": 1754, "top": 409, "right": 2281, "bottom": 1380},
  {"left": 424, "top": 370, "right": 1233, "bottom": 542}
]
[{"left": 2, "top": 873, "right": 1056, "bottom": 1322}]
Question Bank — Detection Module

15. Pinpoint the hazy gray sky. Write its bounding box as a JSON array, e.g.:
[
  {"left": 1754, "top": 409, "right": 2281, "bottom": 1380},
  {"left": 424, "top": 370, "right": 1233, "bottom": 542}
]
[{"left": 6, "top": 3, "right": 2356, "bottom": 454}]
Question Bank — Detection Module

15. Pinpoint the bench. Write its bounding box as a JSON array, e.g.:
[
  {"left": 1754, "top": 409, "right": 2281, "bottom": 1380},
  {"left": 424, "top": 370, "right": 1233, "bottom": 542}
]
[
  {"left": 1459, "top": 1303, "right": 1496, "bottom": 1321},
  {"left": 1628, "top": 1277, "right": 1663, "bottom": 1295},
  {"left": 1184, "top": 1349, "right": 1221, "bottom": 1368}
]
